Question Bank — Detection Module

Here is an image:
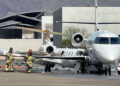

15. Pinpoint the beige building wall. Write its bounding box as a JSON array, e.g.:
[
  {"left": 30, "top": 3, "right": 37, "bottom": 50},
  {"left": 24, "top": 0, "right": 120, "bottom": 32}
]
[
  {"left": 62, "top": 7, "right": 120, "bottom": 34},
  {"left": 0, "top": 39, "right": 43, "bottom": 52},
  {"left": 0, "top": 16, "right": 53, "bottom": 52}
]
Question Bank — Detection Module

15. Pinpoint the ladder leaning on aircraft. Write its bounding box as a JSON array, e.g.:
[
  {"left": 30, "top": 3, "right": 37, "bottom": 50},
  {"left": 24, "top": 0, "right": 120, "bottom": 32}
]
[
  {"left": 18, "top": 27, "right": 63, "bottom": 55},
  {"left": 54, "top": 0, "right": 120, "bottom": 75},
  {"left": 18, "top": 27, "right": 62, "bottom": 40},
  {"left": 0, "top": 26, "right": 87, "bottom": 73},
  {"left": 1, "top": 0, "right": 120, "bottom": 75},
  {"left": 19, "top": 27, "right": 120, "bottom": 75},
  {"left": 18, "top": 25, "right": 120, "bottom": 75},
  {"left": 19, "top": 0, "right": 120, "bottom": 75}
]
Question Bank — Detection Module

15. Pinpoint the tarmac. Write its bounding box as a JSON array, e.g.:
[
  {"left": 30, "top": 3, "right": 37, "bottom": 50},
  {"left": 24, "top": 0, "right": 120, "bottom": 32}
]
[
  {"left": 0, "top": 70, "right": 120, "bottom": 86},
  {"left": 0, "top": 60, "right": 120, "bottom": 86}
]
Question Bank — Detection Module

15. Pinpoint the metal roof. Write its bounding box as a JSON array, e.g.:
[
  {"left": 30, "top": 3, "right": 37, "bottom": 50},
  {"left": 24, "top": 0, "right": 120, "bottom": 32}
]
[
  {"left": 0, "top": 0, "right": 120, "bottom": 29},
  {"left": 0, "top": 12, "right": 44, "bottom": 29},
  {"left": 0, "top": 0, "right": 120, "bottom": 18}
]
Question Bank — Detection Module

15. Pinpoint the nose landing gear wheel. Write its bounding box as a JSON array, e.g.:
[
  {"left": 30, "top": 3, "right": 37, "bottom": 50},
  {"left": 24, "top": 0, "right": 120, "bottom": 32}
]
[
  {"left": 108, "top": 65, "right": 111, "bottom": 76},
  {"left": 104, "top": 65, "right": 111, "bottom": 76},
  {"left": 118, "top": 71, "right": 120, "bottom": 75}
]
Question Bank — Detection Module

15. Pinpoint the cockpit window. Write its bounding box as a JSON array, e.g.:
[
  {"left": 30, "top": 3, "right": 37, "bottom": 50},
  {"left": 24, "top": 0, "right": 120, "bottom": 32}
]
[
  {"left": 94, "top": 37, "right": 109, "bottom": 44},
  {"left": 110, "top": 37, "right": 120, "bottom": 44}
]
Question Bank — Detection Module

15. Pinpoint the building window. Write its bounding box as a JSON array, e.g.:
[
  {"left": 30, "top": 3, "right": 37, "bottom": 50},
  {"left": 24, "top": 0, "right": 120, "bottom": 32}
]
[{"left": 0, "top": 29, "right": 22, "bottom": 39}]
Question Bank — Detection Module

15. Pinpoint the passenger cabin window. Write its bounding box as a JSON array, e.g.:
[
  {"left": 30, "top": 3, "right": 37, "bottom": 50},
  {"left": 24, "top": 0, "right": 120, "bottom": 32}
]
[
  {"left": 94, "top": 37, "right": 109, "bottom": 44},
  {"left": 110, "top": 37, "right": 120, "bottom": 44}
]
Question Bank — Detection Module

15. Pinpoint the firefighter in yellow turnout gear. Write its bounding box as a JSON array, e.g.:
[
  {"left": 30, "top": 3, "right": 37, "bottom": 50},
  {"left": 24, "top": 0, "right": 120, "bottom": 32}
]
[
  {"left": 25, "top": 49, "right": 33, "bottom": 73},
  {"left": 5, "top": 47, "right": 14, "bottom": 71}
]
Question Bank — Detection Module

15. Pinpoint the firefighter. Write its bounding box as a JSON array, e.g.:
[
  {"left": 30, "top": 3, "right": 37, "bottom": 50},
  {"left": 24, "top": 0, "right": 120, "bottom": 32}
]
[
  {"left": 5, "top": 47, "right": 14, "bottom": 71},
  {"left": 25, "top": 49, "right": 33, "bottom": 73}
]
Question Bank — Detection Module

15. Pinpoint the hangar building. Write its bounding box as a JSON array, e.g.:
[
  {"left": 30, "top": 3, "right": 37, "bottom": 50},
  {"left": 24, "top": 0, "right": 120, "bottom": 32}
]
[
  {"left": 53, "top": 7, "right": 120, "bottom": 46},
  {"left": 0, "top": 0, "right": 120, "bottom": 51}
]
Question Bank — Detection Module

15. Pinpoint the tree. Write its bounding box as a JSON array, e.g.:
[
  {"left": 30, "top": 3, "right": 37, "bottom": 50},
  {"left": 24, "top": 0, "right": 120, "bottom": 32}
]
[{"left": 62, "top": 26, "right": 90, "bottom": 48}]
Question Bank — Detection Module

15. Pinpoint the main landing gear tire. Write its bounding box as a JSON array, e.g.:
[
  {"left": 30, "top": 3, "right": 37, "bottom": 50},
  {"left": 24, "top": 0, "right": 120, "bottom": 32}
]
[
  {"left": 98, "top": 68, "right": 102, "bottom": 74},
  {"left": 96, "top": 63, "right": 103, "bottom": 74},
  {"left": 81, "top": 60, "right": 86, "bottom": 73},
  {"left": 104, "top": 67, "right": 107, "bottom": 75},
  {"left": 118, "top": 71, "right": 120, "bottom": 75},
  {"left": 45, "top": 64, "right": 51, "bottom": 72},
  {"left": 108, "top": 65, "right": 111, "bottom": 76},
  {"left": 104, "top": 65, "right": 111, "bottom": 76}
]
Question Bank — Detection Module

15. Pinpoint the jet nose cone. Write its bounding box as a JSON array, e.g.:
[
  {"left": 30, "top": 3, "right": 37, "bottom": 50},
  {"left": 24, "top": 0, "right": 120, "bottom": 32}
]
[
  {"left": 94, "top": 46, "right": 120, "bottom": 64},
  {"left": 100, "top": 50, "right": 120, "bottom": 64},
  {"left": 106, "top": 54, "right": 119, "bottom": 62}
]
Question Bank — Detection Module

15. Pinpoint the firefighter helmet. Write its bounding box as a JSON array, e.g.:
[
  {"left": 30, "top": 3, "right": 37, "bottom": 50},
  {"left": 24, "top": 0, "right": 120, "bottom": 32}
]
[{"left": 28, "top": 49, "right": 32, "bottom": 53}]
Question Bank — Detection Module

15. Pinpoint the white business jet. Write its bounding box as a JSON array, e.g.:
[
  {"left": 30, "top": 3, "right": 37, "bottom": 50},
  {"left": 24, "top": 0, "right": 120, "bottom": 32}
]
[
  {"left": 0, "top": 0, "right": 120, "bottom": 75},
  {"left": 52, "top": 0, "right": 120, "bottom": 74}
]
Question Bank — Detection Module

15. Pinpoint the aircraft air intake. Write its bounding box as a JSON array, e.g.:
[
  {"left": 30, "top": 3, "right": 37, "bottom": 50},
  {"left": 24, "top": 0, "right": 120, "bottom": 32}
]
[
  {"left": 39, "top": 44, "right": 56, "bottom": 55},
  {"left": 46, "top": 46, "right": 54, "bottom": 54},
  {"left": 71, "top": 33, "right": 84, "bottom": 47}
]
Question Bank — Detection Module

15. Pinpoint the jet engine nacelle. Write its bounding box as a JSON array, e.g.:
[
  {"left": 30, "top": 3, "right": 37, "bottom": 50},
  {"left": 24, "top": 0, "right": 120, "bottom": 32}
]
[
  {"left": 71, "top": 33, "right": 84, "bottom": 47},
  {"left": 39, "top": 44, "right": 56, "bottom": 55}
]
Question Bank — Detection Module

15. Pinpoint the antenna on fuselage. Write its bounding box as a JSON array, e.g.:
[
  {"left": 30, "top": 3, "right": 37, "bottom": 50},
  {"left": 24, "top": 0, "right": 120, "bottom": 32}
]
[{"left": 95, "top": 0, "right": 98, "bottom": 32}]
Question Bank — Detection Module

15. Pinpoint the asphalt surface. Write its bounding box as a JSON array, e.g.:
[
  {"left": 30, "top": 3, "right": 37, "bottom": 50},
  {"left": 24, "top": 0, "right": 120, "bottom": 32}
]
[
  {"left": 0, "top": 60, "right": 120, "bottom": 86},
  {"left": 0, "top": 71, "right": 120, "bottom": 86}
]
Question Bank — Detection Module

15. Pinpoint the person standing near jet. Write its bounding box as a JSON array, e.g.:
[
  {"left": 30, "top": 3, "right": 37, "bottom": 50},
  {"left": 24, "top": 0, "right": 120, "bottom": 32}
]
[
  {"left": 25, "top": 49, "right": 33, "bottom": 73},
  {"left": 5, "top": 47, "right": 14, "bottom": 71}
]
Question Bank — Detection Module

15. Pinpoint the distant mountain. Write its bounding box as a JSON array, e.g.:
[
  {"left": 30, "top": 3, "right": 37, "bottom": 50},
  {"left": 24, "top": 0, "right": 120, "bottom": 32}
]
[{"left": 0, "top": 0, "right": 120, "bottom": 18}]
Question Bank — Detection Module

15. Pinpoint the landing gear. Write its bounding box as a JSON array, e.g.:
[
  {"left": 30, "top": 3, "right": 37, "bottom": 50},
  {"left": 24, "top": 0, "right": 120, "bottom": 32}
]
[
  {"left": 98, "top": 67, "right": 103, "bottom": 74},
  {"left": 104, "top": 67, "right": 107, "bottom": 75},
  {"left": 44, "top": 63, "right": 55, "bottom": 73},
  {"left": 80, "top": 60, "right": 86, "bottom": 73},
  {"left": 96, "top": 63, "right": 111, "bottom": 75},
  {"left": 104, "top": 65, "right": 111, "bottom": 76},
  {"left": 45, "top": 64, "right": 51, "bottom": 72},
  {"left": 118, "top": 71, "right": 120, "bottom": 75},
  {"left": 97, "top": 63, "right": 103, "bottom": 74},
  {"left": 108, "top": 65, "right": 111, "bottom": 76}
]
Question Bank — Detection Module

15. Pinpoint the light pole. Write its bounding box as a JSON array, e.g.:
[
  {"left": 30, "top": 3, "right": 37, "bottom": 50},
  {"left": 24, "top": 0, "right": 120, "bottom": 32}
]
[{"left": 95, "top": 0, "right": 98, "bottom": 31}]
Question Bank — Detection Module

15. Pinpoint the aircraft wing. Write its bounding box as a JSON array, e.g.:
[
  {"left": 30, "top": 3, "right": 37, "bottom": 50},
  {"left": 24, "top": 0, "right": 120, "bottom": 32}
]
[
  {"left": 0, "top": 49, "right": 25, "bottom": 57},
  {"left": 33, "top": 55, "right": 86, "bottom": 60},
  {"left": 0, "top": 49, "right": 86, "bottom": 60},
  {"left": 0, "top": 49, "right": 8, "bottom": 55},
  {"left": 33, "top": 55, "right": 87, "bottom": 65}
]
